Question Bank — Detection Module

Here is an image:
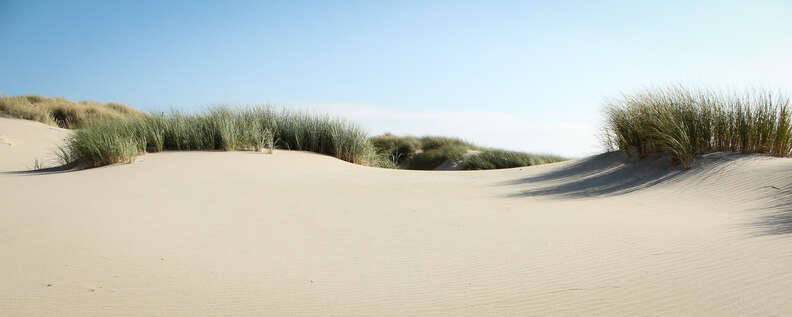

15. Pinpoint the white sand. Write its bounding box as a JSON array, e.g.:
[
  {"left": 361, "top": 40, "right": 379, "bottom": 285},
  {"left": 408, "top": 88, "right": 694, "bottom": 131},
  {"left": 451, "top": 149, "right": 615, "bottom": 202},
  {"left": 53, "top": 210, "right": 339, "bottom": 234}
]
[
  {"left": 0, "top": 118, "right": 71, "bottom": 171},
  {"left": 1, "top": 118, "right": 791, "bottom": 316}
]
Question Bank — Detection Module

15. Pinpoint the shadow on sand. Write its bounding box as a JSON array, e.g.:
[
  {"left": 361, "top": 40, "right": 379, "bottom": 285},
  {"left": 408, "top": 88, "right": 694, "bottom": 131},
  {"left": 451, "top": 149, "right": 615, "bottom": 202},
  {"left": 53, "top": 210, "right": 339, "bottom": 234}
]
[
  {"left": 500, "top": 151, "right": 686, "bottom": 198},
  {"left": 502, "top": 151, "right": 792, "bottom": 236},
  {"left": 3, "top": 164, "right": 79, "bottom": 175},
  {"left": 750, "top": 185, "right": 792, "bottom": 236},
  {"left": 502, "top": 152, "right": 764, "bottom": 198}
]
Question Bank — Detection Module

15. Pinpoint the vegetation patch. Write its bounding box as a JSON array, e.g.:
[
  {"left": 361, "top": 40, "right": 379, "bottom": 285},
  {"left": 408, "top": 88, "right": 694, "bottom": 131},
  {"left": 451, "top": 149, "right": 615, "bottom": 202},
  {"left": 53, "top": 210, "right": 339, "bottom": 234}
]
[
  {"left": 602, "top": 86, "right": 792, "bottom": 168},
  {"left": 60, "top": 107, "right": 385, "bottom": 168},
  {"left": 371, "top": 134, "right": 562, "bottom": 170},
  {"left": 370, "top": 134, "right": 421, "bottom": 166},
  {"left": 462, "top": 150, "right": 565, "bottom": 170},
  {"left": 0, "top": 95, "right": 144, "bottom": 129},
  {"left": 3, "top": 94, "right": 564, "bottom": 170},
  {"left": 407, "top": 144, "right": 469, "bottom": 170}
]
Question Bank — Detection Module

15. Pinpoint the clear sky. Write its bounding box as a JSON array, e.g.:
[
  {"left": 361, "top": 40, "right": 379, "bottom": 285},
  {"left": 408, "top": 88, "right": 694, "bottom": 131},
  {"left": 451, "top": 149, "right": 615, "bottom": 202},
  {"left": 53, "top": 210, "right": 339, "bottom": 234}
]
[{"left": 1, "top": 1, "right": 790, "bottom": 156}]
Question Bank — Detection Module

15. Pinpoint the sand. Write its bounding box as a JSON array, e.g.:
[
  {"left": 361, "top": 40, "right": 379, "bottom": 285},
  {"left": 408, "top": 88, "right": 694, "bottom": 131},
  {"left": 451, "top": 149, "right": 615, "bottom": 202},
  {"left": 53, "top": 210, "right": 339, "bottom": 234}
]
[
  {"left": 1, "top": 117, "right": 791, "bottom": 316},
  {"left": 0, "top": 117, "right": 71, "bottom": 172}
]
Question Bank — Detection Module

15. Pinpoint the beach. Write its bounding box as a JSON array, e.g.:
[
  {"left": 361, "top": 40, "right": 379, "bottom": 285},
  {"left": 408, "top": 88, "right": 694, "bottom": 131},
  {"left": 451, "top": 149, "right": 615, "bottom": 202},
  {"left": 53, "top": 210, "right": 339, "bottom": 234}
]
[{"left": 1, "top": 117, "right": 791, "bottom": 316}]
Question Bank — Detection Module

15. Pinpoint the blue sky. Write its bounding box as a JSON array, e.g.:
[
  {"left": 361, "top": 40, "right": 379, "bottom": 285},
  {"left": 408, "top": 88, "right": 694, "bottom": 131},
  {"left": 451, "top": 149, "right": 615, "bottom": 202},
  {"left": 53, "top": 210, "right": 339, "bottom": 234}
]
[{"left": 1, "top": 1, "right": 790, "bottom": 156}]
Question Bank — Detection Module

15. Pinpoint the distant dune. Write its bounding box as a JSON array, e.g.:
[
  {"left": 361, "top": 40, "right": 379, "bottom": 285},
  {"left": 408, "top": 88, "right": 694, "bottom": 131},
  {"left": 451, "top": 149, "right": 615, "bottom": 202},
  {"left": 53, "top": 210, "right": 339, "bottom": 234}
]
[{"left": 1, "top": 117, "right": 791, "bottom": 316}]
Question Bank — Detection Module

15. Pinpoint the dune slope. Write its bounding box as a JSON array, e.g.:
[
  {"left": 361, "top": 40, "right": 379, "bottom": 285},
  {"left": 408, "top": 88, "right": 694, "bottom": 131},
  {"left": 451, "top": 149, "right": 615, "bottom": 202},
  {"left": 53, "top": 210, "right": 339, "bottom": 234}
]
[
  {"left": 0, "top": 117, "right": 71, "bottom": 171},
  {"left": 1, "top": 119, "right": 791, "bottom": 316}
]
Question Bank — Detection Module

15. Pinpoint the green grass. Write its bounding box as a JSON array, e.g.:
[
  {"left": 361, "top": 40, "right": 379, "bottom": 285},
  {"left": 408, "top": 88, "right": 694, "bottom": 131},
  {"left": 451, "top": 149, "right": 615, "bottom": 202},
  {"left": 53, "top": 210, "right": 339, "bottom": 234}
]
[
  {"left": 60, "top": 107, "right": 385, "bottom": 168},
  {"left": 4, "top": 95, "right": 563, "bottom": 170},
  {"left": 462, "top": 150, "right": 566, "bottom": 170},
  {"left": 370, "top": 134, "right": 478, "bottom": 169},
  {"left": 0, "top": 95, "right": 144, "bottom": 129},
  {"left": 370, "top": 133, "right": 563, "bottom": 170},
  {"left": 369, "top": 134, "right": 421, "bottom": 166},
  {"left": 602, "top": 86, "right": 792, "bottom": 168},
  {"left": 407, "top": 144, "right": 470, "bottom": 170},
  {"left": 418, "top": 136, "right": 479, "bottom": 151}
]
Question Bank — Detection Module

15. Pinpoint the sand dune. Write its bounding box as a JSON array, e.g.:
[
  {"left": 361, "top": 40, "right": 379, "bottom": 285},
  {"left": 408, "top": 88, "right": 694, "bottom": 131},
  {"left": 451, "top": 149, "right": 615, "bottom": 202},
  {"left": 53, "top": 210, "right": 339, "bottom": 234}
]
[
  {"left": 0, "top": 117, "right": 71, "bottom": 172},
  {"left": 1, "top": 118, "right": 791, "bottom": 316}
]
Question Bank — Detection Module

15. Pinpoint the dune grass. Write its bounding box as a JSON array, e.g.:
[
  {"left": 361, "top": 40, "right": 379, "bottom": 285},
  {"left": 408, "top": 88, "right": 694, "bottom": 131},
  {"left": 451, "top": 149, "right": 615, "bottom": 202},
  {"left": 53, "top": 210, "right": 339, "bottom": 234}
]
[
  {"left": 369, "top": 134, "right": 421, "bottom": 166},
  {"left": 4, "top": 95, "right": 564, "bottom": 170},
  {"left": 0, "top": 95, "right": 144, "bottom": 129},
  {"left": 60, "top": 107, "right": 385, "bottom": 168},
  {"left": 602, "top": 86, "right": 792, "bottom": 168},
  {"left": 462, "top": 150, "right": 566, "bottom": 170},
  {"left": 407, "top": 143, "right": 470, "bottom": 170},
  {"left": 418, "top": 136, "right": 479, "bottom": 152},
  {"left": 370, "top": 134, "right": 563, "bottom": 170},
  {"left": 370, "top": 135, "right": 477, "bottom": 169}
]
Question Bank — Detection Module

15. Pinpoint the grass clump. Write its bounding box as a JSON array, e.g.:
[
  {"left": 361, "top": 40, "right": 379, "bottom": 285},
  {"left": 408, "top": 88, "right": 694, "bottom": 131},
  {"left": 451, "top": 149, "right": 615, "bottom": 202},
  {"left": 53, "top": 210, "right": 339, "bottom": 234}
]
[
  {"left": 603, "top": 86, "right": 792, "bottom": 168},
  {"left": 462, "top": 150, "right": 566, "bottom": 170},
  {"left": 59, "top": 120, "right": 144, "bottom": 167},
  {"left": 0, "top": 95, "right": 144, "bottom": 129},
  {"left": 407, "top": 143, "right": 469, "bottom": 170},
  {"left": 61, "top": 107, "right": 382, "bottom": 168}
]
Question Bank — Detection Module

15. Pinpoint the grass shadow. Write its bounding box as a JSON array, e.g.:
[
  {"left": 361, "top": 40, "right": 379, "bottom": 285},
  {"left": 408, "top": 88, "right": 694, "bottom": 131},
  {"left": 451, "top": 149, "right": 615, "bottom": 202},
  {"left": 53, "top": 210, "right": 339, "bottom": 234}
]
[
  {"left": 3, "top": 163, "right": 82, "bottom": 175},
  {"left": 749, "top": 184, "right": 792, "bottom": 236},
  {"left": 502, "top": 151, "right": 750, "bottom": 199}
]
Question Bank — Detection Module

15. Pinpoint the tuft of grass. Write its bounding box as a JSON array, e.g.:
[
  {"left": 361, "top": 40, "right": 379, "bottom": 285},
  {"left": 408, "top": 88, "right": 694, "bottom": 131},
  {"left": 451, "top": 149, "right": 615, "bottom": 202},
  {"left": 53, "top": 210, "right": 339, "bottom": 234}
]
[
  {"left": 59, "top": 120, "right": 143, "bottom": 167},
  {"left": 0, "top": 95, "right": 144, "bottom": 129},
  {"left": 462, "top": 150, "right": 566, "bottom": 170},
  {"left": 603, "top": 86, "right": 792, "bottom": 168},
  {"left": 60, "top": 107, "right": 381, "bottom": 168}
]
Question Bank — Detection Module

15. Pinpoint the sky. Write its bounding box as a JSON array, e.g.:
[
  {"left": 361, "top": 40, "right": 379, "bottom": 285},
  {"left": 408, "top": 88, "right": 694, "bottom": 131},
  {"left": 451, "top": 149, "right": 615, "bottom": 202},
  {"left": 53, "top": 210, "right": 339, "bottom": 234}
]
[{"left": 1, "top": 0, "right": 790, "bottom": 157}]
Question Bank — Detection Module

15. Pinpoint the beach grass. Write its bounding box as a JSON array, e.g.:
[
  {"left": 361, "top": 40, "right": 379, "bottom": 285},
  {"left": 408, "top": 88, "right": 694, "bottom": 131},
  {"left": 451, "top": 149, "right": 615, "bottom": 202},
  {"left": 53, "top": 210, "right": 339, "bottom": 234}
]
[
  {"left": 371, "top": 134, "right": 478, "bottom": 169},
  {"left": 370, "top": 134, "right": 421, "bottom": 166},
  {"left": 462, "top": 150, "right": 566, "bottom": 170},
  {"left": 60, "top": 107, "right": 384, "bottom": 167},
  {"left": 602, "top": 86, "right": 792, "bottom": 168},
  {"left": 0, "top": 95, "right": 144, "bottom": 129},
  {"left": 3, "top": 94, "right": 564, "bottom": 170},
  {"left": 371, "top": 134, "right": 562, "bottom": 170},
  {"left": 407, "top": 143, "right": 470, "bottom": 170}
]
